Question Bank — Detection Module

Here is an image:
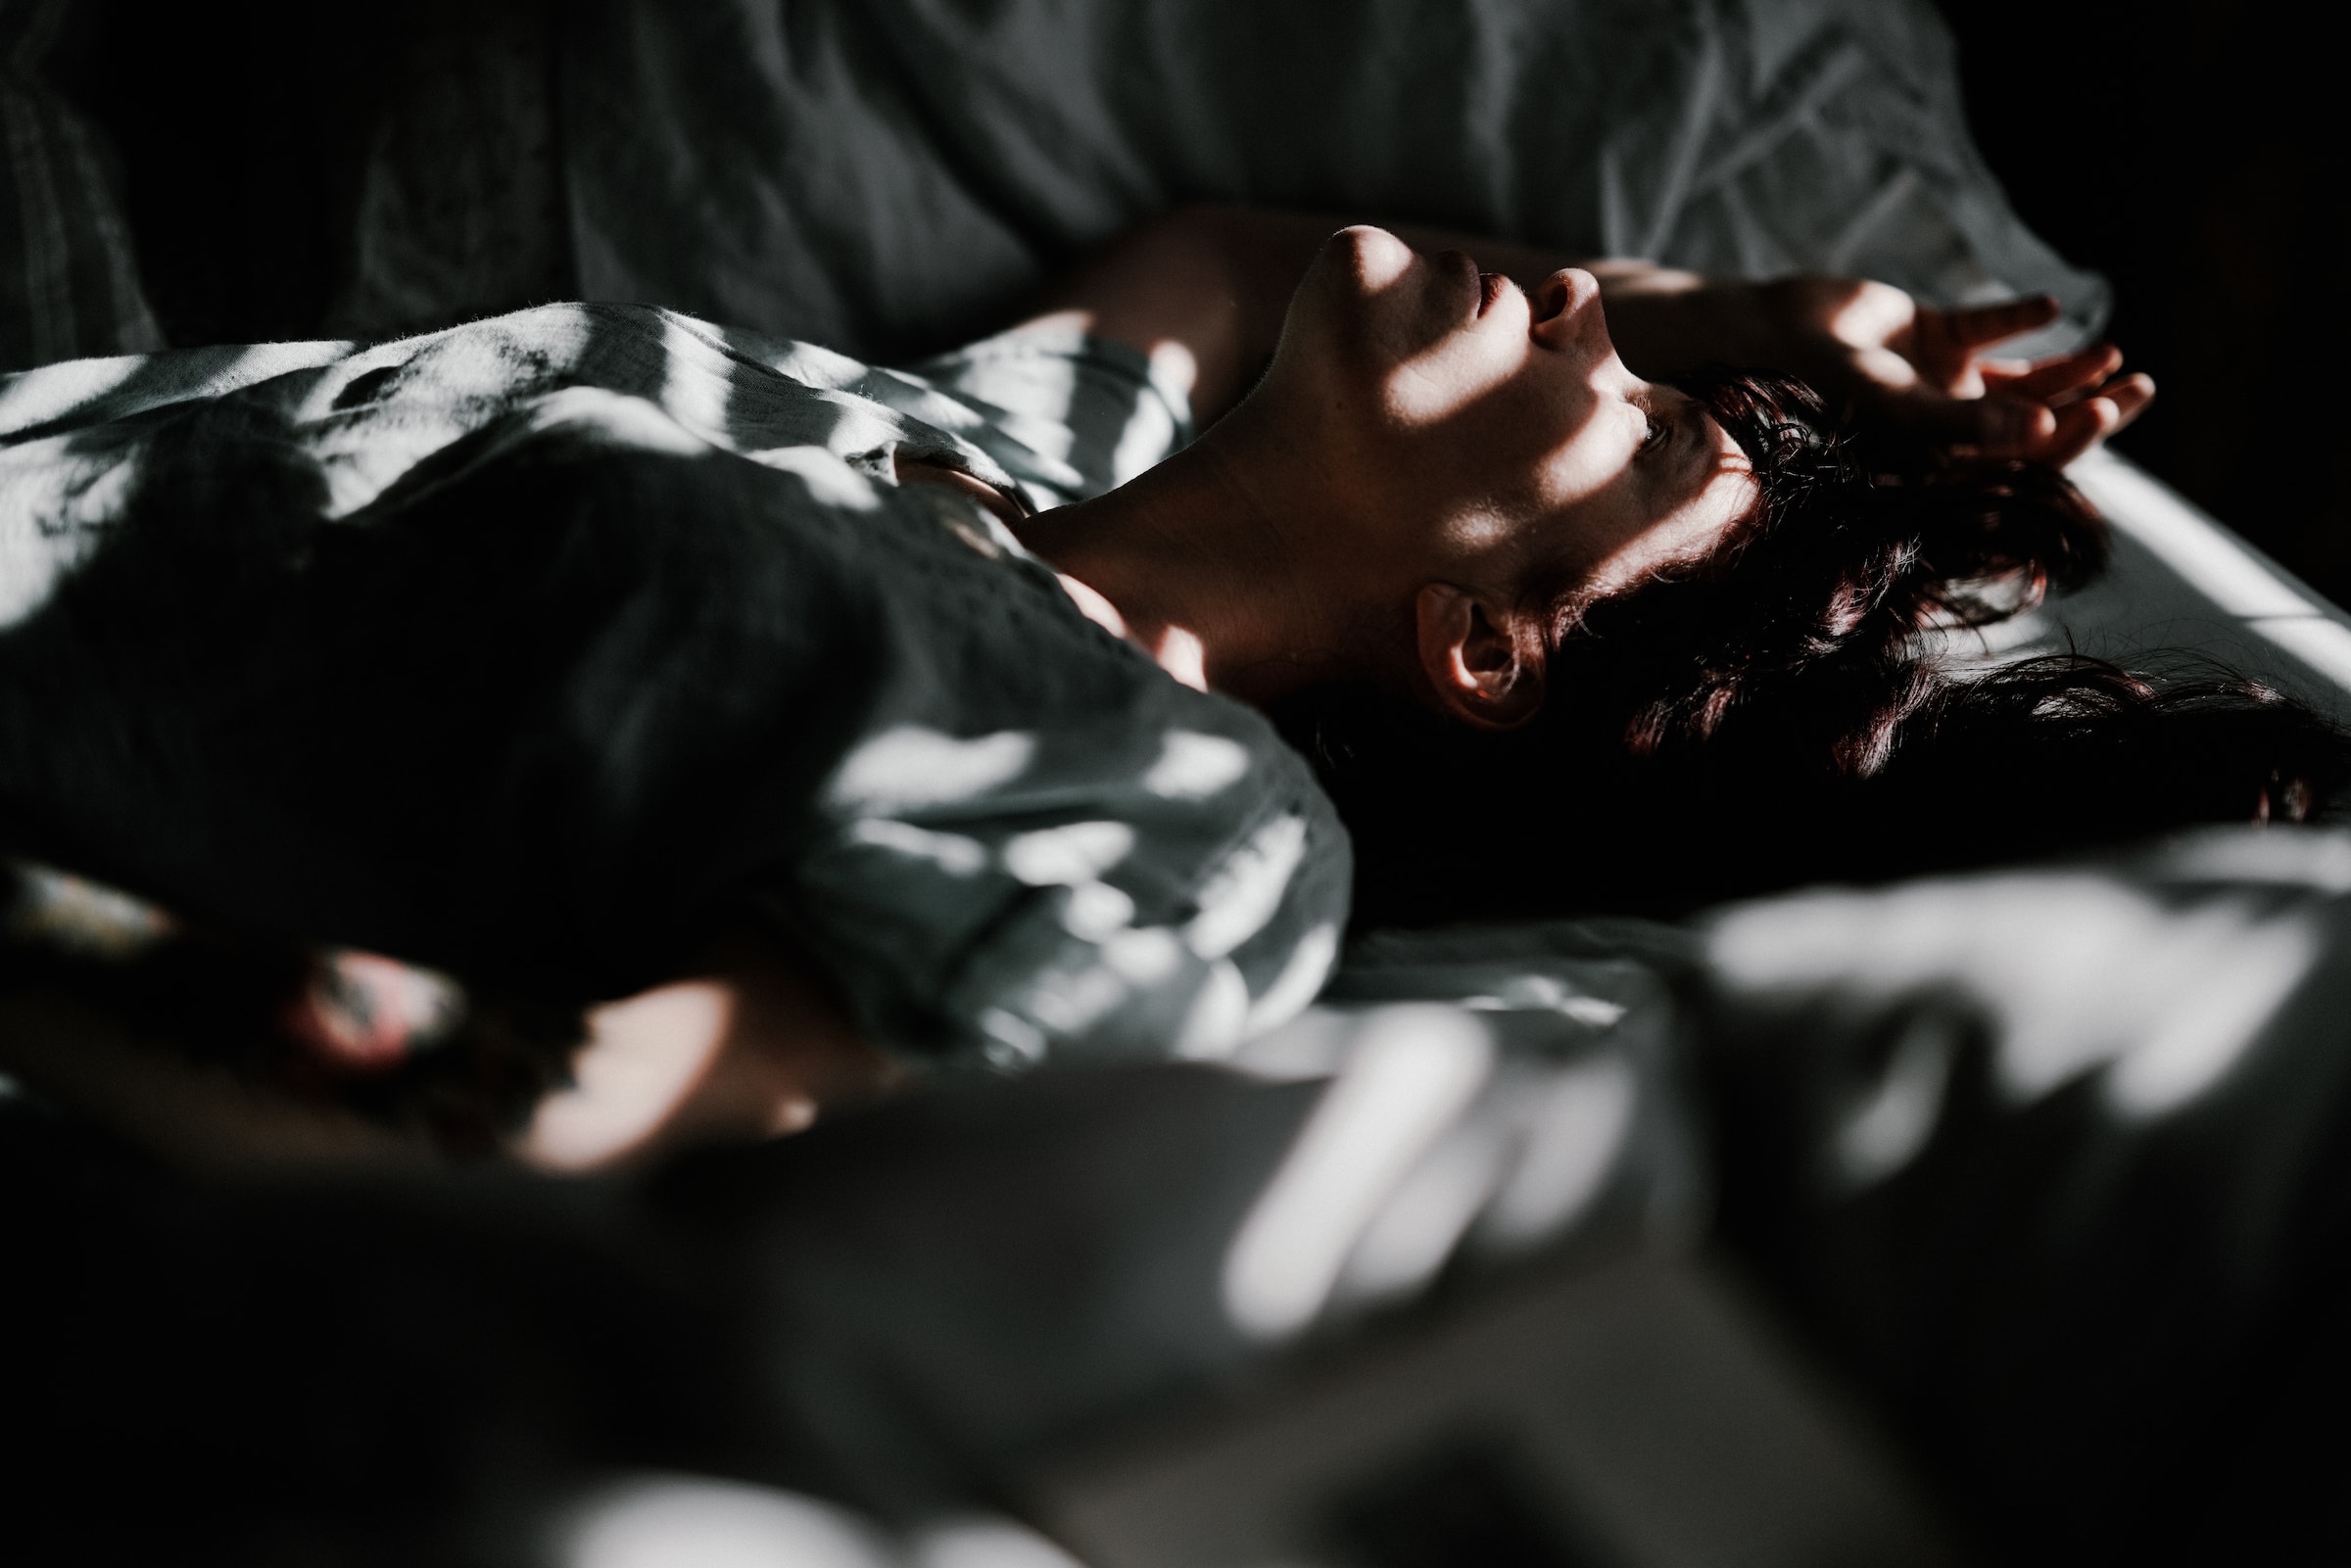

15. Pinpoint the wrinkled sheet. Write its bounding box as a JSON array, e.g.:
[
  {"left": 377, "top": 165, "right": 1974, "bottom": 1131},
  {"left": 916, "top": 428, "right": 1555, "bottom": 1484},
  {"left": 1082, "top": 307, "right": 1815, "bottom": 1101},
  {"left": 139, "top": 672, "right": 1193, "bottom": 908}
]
[
  {"left": 1, "top": 939, "right": 1707, "bottom": 1558},
  {"left": 538, "top": 833, "right": 2351, "bottom": 1560},
  {"left": 14, "top": 824, "right": 2351, "bottom": 1562},
  {"left": 556, "top": 0, "right": 2107, "bottom": 363},
  {"left": 1688, "top": 825, "right": 2351, "bottom": 1560}
]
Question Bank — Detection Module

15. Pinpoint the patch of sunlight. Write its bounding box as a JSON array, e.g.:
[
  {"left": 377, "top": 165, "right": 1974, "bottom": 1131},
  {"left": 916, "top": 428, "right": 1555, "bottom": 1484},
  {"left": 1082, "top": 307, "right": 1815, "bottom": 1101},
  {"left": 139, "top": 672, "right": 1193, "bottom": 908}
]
[
  {"left": 1186, "top": 814, "right": 1309, "bottom": 960},
  {"left": 829, "top": 726, "right": 1033, "bottom": 810},
  {"left": 1223, "top": 1005, "right": 1494, "bottom": 1339}
]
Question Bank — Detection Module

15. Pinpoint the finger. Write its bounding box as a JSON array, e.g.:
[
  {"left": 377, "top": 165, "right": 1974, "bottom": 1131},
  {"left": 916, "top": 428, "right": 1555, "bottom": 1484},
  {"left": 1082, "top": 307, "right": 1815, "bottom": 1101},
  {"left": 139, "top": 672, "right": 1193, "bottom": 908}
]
[
  {"left": 2097, "top": 371, "right": 2156, "bottom": 432},
  {"left": 2032, "top": 367, "right": 2157, "bottom": 426},
  {"left": 2042, "top": 364, "right": 2157, "bottom": 415},
  {"left": 1982, "top": 344, "right": 2125, "bottom": 401},
  {"left": 1940, "top": 294, "right": 2062, "bottom": 350},
  {"left": 2037, "top": 395, "right": 2124, "bottom": 467}
]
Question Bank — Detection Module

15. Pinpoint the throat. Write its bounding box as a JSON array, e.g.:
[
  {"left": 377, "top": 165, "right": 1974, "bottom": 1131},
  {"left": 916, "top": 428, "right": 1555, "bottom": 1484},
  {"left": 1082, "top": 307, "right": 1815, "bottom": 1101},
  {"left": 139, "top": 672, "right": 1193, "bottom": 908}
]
[{"left": 1009, "top": 443, "right": 1350, "bottom": 704}]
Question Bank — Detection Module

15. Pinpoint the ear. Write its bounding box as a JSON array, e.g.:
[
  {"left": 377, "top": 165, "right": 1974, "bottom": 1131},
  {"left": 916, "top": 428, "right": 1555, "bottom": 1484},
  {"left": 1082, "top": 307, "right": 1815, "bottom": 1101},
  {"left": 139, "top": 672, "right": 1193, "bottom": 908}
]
[{"left": 1413, "top": 583, "right": 1548, "bottom": 731}]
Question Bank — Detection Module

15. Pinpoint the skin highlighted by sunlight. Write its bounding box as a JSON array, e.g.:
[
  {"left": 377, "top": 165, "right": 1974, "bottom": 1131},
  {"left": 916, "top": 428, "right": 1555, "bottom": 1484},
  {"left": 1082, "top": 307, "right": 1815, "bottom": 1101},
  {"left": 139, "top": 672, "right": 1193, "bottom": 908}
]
[
  {"left": 1147, "top": 337, "right": 1201, "bottom": 403},
  {"left": 1013, "top": 307, "right": 1096, "bottom": 340},
  {"left": 518, "top": 981, "right": 772, "bottom": 1173},
  {"left": 518, "top": 944, "right": 901, "bottom": 1173},
  {"left": 1575, "top": 429, "right": 1755, "bottom": 604},
  {"left": 1049, "top": 570, "right": 1209, "bottom": 689},
  {"left": 1362, "top": 241, "right": 1757, "bottom": 573},
  {"left": 1376, "top": 283, "right": 1545, "bottom": 429},
  {"left": 1153, "top": 625, "right": 1209, "bottom": 691},
  {"left": 1007, "top": 224, "right": 1761, "bottom": 722}
]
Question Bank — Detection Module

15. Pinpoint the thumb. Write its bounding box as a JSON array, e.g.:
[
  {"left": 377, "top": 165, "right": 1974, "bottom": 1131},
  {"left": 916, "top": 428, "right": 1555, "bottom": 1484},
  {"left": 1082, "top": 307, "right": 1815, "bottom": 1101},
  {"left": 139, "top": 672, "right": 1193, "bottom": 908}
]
[{"left": 1939, "top": 295, "right": 2062, "bottom": 352}]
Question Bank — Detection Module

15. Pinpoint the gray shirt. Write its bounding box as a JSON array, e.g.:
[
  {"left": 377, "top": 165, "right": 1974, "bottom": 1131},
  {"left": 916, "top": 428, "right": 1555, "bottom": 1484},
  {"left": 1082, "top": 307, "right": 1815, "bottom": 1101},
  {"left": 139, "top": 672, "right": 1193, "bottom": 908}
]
[{"left": 0, "top": 305, "right": 1349, "bottom": 1067}]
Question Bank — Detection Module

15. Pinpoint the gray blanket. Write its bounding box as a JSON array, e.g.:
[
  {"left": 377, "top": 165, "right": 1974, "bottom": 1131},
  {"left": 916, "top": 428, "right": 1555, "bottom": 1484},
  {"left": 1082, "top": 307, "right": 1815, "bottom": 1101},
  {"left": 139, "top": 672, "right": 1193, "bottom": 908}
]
[{"left": 331, "top": 0, "right": 2106, "bottom": 363}]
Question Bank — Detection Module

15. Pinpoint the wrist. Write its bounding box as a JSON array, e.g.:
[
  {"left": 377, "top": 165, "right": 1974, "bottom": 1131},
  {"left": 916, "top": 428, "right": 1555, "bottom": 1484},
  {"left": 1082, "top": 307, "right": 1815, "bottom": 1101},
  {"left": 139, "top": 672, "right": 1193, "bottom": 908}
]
[{"left": 1598, "top": 277, "right": 1774, "bottom": 383}]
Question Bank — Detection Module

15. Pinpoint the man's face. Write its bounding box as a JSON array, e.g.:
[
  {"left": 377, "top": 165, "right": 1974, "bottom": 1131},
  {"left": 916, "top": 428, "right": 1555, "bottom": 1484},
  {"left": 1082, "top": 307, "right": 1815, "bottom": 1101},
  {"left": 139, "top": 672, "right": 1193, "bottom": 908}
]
[{"left": 1254, "top": 226, "right": 1757, "bottom": 605}]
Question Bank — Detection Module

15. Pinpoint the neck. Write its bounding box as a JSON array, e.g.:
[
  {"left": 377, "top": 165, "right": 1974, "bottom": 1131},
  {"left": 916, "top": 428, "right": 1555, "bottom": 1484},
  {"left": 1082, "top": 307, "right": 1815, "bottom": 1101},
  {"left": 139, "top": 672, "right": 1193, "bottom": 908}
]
[{"left": 1013, "top": 416, "right": 1366, "bottom": 704}]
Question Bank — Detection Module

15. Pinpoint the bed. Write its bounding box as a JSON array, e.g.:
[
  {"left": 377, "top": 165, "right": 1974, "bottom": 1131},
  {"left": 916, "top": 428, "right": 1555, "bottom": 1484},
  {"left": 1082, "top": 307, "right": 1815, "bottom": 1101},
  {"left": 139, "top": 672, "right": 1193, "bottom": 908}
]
[{"left": 6, "top": 2, "right": 2351, "bottom": 1564}]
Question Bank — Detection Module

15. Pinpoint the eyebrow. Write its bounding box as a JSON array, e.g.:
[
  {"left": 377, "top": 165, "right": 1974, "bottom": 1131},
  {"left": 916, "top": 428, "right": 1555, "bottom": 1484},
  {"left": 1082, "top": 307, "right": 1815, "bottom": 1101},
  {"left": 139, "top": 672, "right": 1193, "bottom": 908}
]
[
  {"left": 1647, "top": 399, "right": 1759, "bottom": 557},
  {"left": 1654, "top": 394, "right": 1717, "bottom": 502}
]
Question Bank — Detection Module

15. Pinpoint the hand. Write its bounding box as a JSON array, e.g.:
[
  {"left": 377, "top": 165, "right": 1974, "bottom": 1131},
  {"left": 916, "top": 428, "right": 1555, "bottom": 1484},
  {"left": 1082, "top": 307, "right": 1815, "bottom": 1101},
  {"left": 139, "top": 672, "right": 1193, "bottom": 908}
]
[
  {"left": 1743, "top": 277, "right": 2155, "bottom": 465},
  {"left": 518, "top": 937, "right": 903, "bottom": 1173}
]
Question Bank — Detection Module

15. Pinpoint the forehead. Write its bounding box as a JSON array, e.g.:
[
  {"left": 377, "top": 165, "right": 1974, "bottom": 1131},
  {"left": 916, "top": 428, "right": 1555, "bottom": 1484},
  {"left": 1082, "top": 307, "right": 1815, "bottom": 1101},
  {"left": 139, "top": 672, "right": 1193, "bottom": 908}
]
[{"left": 1579, "top": 412, "right": 1759, "bottom": 598}]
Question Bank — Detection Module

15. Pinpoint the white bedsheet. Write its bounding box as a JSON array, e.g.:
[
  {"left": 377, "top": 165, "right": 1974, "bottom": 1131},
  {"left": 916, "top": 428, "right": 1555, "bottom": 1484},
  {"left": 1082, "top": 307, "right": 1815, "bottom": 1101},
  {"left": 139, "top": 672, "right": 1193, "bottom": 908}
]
[{"left": 1932, "top": 449, "right": 2351, "bottom": 725}]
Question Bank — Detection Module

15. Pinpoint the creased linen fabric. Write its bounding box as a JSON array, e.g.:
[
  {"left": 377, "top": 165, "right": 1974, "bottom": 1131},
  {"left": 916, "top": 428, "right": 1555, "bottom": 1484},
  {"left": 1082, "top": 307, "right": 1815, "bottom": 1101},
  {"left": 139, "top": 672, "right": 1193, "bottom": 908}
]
[
  {"left": 0, "top": 305, "right": 1348, "bottom": 1066},
  {"left": 558, "top": 0, "right": 2106, "bottom": 365},
  {"left": 0, "top": 0, "right": 165, "bottom": 369},
  {"left": 1695, "top": 827, "right": 2351, "bottom": 1562}
]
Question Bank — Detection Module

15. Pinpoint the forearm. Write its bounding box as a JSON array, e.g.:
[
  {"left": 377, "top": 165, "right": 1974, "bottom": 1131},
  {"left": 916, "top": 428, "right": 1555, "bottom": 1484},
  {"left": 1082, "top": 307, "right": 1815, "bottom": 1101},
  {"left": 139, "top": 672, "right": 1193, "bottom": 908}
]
[{"left": 1025, "top": 206, "right": 1346, "bottom": 422}]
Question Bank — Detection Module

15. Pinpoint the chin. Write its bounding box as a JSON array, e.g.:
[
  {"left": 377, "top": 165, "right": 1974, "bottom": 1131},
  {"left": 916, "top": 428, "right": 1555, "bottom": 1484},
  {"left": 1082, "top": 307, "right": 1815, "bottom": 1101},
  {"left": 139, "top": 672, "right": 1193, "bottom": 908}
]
[{"left": 1326, "top": 223, "right": 1418, "bottom": 287}]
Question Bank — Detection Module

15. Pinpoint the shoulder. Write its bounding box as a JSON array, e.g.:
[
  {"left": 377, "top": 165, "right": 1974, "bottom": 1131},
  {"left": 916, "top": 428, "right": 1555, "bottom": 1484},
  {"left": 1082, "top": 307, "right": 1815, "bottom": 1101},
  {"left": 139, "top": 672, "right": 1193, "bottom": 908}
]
[{"left": 897, "top": 324, "right": 1198, "bottom": 504}]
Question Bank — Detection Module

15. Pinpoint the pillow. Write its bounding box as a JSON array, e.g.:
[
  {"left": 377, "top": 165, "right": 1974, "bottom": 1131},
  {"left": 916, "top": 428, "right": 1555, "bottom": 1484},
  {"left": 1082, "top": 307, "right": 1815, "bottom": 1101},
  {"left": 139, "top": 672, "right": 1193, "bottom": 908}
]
[
  {"left": 0, "top": 0, "right": 164, "bottom": 370},
  {"left": 558, "top": 0, "right": 2110, "bottom": 362}
]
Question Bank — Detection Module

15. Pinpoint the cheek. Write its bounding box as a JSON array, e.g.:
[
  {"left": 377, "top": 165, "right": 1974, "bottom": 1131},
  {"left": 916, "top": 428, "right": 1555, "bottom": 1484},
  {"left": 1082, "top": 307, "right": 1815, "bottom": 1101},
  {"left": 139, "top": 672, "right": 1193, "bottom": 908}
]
[
  {"left": 1411, "top": 357, "right": 1622, "bottom": 523},
  {"left": 1526, "top": 408, "right": 1637, "bottom": 513},
  {"left": 1344, "top": 397, "right": 1575, "bottom": 549}
]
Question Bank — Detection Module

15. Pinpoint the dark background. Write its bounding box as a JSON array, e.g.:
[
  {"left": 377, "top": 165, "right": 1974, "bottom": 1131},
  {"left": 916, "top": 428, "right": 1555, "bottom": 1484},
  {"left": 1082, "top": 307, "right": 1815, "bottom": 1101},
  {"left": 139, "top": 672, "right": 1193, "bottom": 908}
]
[
  {"left": 1930, "top": 0, "right": 2347, "bottom": 603},
  {"left": 57, "top": 0, "right": 2350, "bottom": 606}
]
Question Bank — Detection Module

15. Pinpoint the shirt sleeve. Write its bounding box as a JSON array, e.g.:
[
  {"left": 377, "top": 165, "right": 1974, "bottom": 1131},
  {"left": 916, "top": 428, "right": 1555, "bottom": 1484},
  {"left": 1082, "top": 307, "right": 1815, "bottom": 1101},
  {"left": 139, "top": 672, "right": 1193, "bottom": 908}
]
[{"left": 777, "top": 481, "right": 1351, "bottom": 1070}]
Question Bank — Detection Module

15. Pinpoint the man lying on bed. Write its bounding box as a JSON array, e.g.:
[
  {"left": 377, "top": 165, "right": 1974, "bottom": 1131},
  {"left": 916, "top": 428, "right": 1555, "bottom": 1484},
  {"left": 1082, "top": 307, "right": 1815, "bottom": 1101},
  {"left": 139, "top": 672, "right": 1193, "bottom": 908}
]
[{"left": 2, "top": 205, "right": 2328, "bottom": 1172}]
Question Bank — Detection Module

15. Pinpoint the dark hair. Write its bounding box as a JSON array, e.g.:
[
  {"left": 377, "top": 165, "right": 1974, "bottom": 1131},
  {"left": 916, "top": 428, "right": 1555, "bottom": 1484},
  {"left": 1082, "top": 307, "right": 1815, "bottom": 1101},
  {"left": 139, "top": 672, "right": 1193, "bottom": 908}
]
[
  {"left": 1548, "top": 369, "right": 2111, "bottom": 762},
  {"left": 1281, "top": 371, "right": 2351, "bottom": 926}
]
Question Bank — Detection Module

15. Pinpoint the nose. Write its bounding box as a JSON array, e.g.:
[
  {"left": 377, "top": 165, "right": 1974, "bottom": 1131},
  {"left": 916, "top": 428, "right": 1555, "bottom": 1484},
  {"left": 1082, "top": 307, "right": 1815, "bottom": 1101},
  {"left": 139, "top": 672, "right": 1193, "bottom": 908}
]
[{"left": 1530, "top": 267, "right": 1612, "bottom": 359}]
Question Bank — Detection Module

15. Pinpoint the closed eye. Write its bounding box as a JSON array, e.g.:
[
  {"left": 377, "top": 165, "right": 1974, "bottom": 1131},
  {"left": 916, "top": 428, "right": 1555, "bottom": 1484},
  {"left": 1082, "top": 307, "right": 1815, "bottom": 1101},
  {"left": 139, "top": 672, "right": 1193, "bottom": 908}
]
[{"left": 1638, "top": 398, "right": 1676, "bottom": 457}]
